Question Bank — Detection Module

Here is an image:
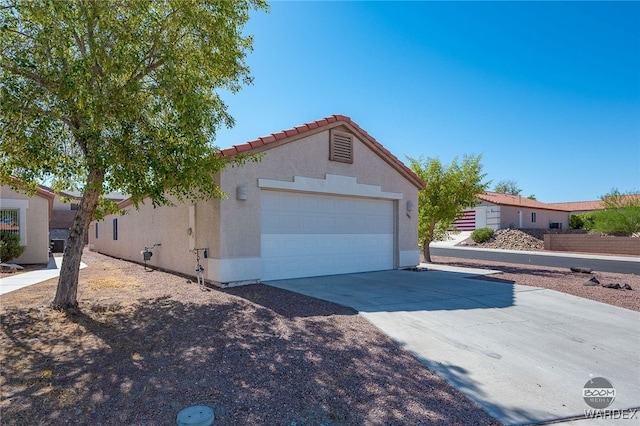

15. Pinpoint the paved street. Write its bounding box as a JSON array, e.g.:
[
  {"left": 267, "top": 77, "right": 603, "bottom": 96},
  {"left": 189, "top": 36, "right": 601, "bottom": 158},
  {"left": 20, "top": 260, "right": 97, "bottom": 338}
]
[{"left": 431, "top": 246, "right": 640, "bottom": 274}]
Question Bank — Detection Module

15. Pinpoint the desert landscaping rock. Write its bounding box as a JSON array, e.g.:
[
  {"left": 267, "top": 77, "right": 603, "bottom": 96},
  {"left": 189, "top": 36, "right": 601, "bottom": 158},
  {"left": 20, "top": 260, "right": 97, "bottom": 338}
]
[
  {"left": 583, "top": 277, "right": 600, "bottom": 286},
  {"left": 622, "top": 284, "right": 633, "bottom": 290},
  {"left": 602, "top": 283, "right": 622, "bottom": 289},
  {"left": 1, "top": 263, "right": 24, "bottom": 273},
  {"left": 571, "top": 267, "right": 593, "bottom": 274},
  {"left": 477, "top": 228, "right": 544, "bottom": 251}
]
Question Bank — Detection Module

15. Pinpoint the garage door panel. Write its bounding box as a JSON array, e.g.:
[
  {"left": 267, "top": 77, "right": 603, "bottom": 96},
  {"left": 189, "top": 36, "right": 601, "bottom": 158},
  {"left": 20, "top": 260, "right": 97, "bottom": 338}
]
[
  {"left": 261, "top": 190, "right": 395, "bottom": 281},
  {"left": 263, "top": 233, "right": 392, "bottom": 256},
  {"left": 262, "top": 198, "right": 393, "bottom": 235}
]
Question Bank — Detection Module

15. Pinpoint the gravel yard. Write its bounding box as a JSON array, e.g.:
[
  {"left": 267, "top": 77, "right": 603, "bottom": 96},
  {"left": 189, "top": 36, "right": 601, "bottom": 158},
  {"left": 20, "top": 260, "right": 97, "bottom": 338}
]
[
  {"left": 1, "top": 249, "right": 500, "bottom": 426},
  {"left": 1, "top": 248, "right": 637, "bottom": 425}
]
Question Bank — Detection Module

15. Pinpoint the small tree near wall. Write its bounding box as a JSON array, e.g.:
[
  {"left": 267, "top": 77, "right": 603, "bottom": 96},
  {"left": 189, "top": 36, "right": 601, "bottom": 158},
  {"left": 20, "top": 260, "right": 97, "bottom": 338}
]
[{"left": 407, "top": 155, "right": 489, "bottom": 263}]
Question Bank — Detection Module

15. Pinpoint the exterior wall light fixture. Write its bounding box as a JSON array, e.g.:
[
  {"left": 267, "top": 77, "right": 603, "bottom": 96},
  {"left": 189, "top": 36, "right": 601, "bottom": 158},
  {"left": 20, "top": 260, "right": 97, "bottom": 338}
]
[{"left": 236, "top": 185, "right": 248, "bottom": 200}]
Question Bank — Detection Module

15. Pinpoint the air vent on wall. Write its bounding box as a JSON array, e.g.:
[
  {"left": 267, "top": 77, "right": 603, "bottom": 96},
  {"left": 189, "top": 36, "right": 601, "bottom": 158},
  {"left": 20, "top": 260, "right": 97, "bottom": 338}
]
[{"left": 330, "top": 130, "right": 353, "bottom": 164}]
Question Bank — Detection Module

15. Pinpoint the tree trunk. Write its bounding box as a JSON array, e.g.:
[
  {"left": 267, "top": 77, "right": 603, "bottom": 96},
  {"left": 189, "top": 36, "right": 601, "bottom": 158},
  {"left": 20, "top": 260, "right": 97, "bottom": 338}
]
[
  {"left": 52, "top": 168, "right": 105, "bottom": 310},
  {"left": 422, "top": 218, "right": 437, "bottom": 263},
  {"left": 422, "top": 240, "right": 432, "bottom": 263}
]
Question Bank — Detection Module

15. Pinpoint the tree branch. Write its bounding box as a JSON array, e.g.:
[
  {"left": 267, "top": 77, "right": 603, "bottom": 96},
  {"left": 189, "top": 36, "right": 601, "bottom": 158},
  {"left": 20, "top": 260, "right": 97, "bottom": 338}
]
[
  {"left": 85, "top": 0, "right": 104, "bottom": 78},
  {"left": 1, "top": 62, "right": 56, "bottom": 92},
  {"left": 72, "top": 29, "right": 87, "bottom": 56}
]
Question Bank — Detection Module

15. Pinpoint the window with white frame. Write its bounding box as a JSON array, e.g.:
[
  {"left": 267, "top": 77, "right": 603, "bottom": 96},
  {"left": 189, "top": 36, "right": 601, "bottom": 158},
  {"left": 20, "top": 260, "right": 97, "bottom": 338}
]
[
  {"left": 0, "top": 199, "right": 28, "bottom": 245},
  {"left": 531, "top": 212, "right": 537, "bottom": 223},
  {"left": 0, "top": 209, "right": 20, "bottom": 235}
]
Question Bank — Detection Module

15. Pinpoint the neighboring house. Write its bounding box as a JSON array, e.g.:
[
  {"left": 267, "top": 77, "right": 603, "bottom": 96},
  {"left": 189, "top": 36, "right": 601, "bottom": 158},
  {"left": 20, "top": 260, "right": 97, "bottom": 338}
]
[
  {"left": 90, "top": 114, "right": 425, "bottom": 286},
  {"left": 0, "top": 184, "right": 54, "bottom": 264},
  {"left": 454, "top": 192, "right": 571, "bottom": 231},
  {"left": 546, "top": 200, "right": 603, "bottom": 215},
  {"left": 548, "top": 194, "right": 640, "bottom": 215},
  {"left": 49, "top": 190, "right": 127, "bottom": 253}
]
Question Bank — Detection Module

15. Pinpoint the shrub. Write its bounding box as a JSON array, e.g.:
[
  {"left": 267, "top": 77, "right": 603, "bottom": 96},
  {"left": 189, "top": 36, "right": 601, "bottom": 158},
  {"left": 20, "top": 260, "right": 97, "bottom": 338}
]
[
  {"left": 0, "top": 231, "right": 25, "bottom": 263},
  {"left": 590, "top": 206, "right": 640, "bottom": 236},
  {"left": 570, "top": 213, "right": 595, "bottom": 230},
  {"left": 471, "top": 227, "right": 494, "bottom": 243},
  {"left": 569, "top": 214, "right": 583, "bottom": 230}
]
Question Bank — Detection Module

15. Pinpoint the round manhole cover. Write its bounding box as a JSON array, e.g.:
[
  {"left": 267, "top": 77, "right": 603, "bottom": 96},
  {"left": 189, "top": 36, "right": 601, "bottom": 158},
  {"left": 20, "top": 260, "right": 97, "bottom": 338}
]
[{"left": 176, "top": 405, "right": 215, "bottom": 426}]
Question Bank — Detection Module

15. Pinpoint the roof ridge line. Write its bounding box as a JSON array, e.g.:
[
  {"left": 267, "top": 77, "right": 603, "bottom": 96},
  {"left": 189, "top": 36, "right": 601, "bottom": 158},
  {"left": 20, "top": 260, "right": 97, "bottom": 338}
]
[{"left": 220, "top": 114, "right": 425, "bottom": 189}]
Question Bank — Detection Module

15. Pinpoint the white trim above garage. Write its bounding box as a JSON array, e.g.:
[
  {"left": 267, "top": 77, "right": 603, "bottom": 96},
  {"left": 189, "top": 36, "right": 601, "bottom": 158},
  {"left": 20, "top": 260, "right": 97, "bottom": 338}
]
[
  {"left": 258, "top": 174, "right": 403, "bottom": 200},
  {"left": 261, "top": 191, "right": 395, "bottom": 281}
]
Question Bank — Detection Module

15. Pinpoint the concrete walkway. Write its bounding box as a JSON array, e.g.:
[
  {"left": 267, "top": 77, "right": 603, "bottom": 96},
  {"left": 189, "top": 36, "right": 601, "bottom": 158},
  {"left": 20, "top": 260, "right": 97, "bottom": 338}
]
[
  {"left": 266, "top": 268, "right": 640, "bottom": 425},
  {"left": 0, "top": 255, "right": 87, "bottom": 296}
]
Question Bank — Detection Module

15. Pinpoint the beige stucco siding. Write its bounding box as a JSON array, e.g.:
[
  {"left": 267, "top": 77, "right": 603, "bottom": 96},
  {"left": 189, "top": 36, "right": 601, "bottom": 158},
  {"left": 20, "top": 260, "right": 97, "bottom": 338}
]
[
  {"left": 0, "top": 185, "right": 50, "bottom": 264},
  {"left": 477, "top": 201, "right": 569, "bottom": 229},
  {"left": 90, "top": 197, "right": 221, "bottom": 278},
  {"left": 219, "top": 128, "right": 419, "bottom": 260}
]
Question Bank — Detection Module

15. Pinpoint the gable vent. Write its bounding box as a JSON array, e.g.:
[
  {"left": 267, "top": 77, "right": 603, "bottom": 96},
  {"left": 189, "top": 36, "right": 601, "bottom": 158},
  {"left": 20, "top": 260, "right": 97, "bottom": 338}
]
[{"left": 330, "top": 130, "right": 353, "bottom": 164}]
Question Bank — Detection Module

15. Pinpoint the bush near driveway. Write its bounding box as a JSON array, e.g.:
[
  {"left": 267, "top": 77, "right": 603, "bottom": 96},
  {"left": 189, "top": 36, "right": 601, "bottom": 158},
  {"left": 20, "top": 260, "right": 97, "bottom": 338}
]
[{"left": 0, "top": 231, "right": 25, "bottom": 263}]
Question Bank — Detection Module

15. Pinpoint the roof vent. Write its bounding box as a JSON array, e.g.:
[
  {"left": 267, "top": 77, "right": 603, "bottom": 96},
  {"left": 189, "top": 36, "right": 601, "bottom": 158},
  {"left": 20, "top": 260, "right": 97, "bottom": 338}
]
[{"left": 329, "top": 130, "right": 353, "bottom": 164}]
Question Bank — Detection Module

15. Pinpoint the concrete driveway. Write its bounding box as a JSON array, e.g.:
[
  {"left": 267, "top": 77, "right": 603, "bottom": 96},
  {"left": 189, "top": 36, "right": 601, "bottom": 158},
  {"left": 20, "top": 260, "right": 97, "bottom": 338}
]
[{"left": 265, "top": 267, "right": 640, "bottom": 425}]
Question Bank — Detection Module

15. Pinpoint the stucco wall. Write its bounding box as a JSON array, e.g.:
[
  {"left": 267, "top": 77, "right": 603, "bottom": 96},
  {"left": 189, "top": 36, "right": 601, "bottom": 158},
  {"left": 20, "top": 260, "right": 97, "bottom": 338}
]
[
  {"left": 89, "top": 197, "right": 220, "bottom": 278},
  {"left": 478, "top": 201, "right": 568, "bottom": 230},
  {"left": 219, "top": 126, "right": 419, "bottom": 262},
  {"left": 0, "top": 185, "right": 50, "bottom": 264}
]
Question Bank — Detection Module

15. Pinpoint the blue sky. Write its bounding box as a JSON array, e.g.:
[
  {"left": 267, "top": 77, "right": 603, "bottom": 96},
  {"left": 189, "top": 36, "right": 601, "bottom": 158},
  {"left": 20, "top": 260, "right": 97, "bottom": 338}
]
[{"left": 216, "top": 1, "right": 640, "bottom": 203}]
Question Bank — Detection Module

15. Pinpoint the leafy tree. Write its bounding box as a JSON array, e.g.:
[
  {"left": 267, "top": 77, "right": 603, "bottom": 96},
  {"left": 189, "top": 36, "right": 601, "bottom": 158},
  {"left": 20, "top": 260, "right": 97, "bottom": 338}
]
[
  {"left": 590, "top": 189, "right": 640, "bottom": 236},
  {"left": 408, "top": 155, "right": 489, "bottom": 263},
  {"left": 494, "top": 180, "right": 521, "bottom": 195},
  {"left": 0, "top": 231, "right": 25, "bottom": 263},
  {"left": 0, "top": 0, "right": 268, "bottom": 310}
]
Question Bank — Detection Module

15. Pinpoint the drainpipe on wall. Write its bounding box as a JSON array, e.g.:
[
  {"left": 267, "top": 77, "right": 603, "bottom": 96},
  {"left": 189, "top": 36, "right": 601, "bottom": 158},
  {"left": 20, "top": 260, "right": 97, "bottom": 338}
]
[{"left": 188, "top": 204, "right": 196, "bottom": 251}]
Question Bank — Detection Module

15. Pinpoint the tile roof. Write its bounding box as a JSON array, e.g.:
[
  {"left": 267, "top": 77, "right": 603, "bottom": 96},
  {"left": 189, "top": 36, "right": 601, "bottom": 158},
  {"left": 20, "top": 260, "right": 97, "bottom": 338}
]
[
  {"left": 546, "top": 200, "right": 604, "bottom": 212},
  {"left": 220, "top": 114, "right": 425, "bottom": 189},
  {"left": 4, "top": 177, "right": 56, "bottom": 200},
  {"left": 548, "top": 194, "right": 640, "bottom": 212},
  {"left": 477, "top": 192, "right": 571, "bottom": 211}
]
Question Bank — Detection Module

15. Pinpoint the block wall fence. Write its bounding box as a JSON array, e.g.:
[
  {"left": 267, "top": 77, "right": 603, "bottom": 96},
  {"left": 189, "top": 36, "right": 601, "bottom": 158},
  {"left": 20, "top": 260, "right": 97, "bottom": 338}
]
[{"left": 544, "top": 234, "right": 640, "bottom": 256}]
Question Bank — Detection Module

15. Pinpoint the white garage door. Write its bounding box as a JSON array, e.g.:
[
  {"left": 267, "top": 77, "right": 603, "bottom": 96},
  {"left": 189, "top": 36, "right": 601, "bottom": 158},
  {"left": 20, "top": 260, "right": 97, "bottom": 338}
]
[{"left": 261, "top": 191, "right": 395, "bottom": 281}]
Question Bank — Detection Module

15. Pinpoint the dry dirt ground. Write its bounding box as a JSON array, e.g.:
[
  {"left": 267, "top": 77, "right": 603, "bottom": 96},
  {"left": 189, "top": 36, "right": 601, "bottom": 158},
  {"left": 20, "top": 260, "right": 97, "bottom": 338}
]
[{"left": 1, "top": 250, "right": 638, "bottom": 425}]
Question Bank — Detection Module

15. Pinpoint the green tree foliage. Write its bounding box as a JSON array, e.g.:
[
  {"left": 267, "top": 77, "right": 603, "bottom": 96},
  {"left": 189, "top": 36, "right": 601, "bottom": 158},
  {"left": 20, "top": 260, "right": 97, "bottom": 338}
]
[
  {"left": 0, "top": 0, "right": 268, "bottom": 309},
  {"left": 494, "top": 180, "right": 521, "bottom": 195},
  {"left": 569, "top": 214, "right": 585, "bottom": 230},
  {"left": 590, "top": 189, "right": 640, "bottom": 236},
  {"left": 0, "top": 231, "right": 25, "bottom": 263},
  {"left": 570, "top": 212, "right": 596, "bottom": 230},
  {"left": 408, "top": 155, "right": 489, "bottom": 262}
]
